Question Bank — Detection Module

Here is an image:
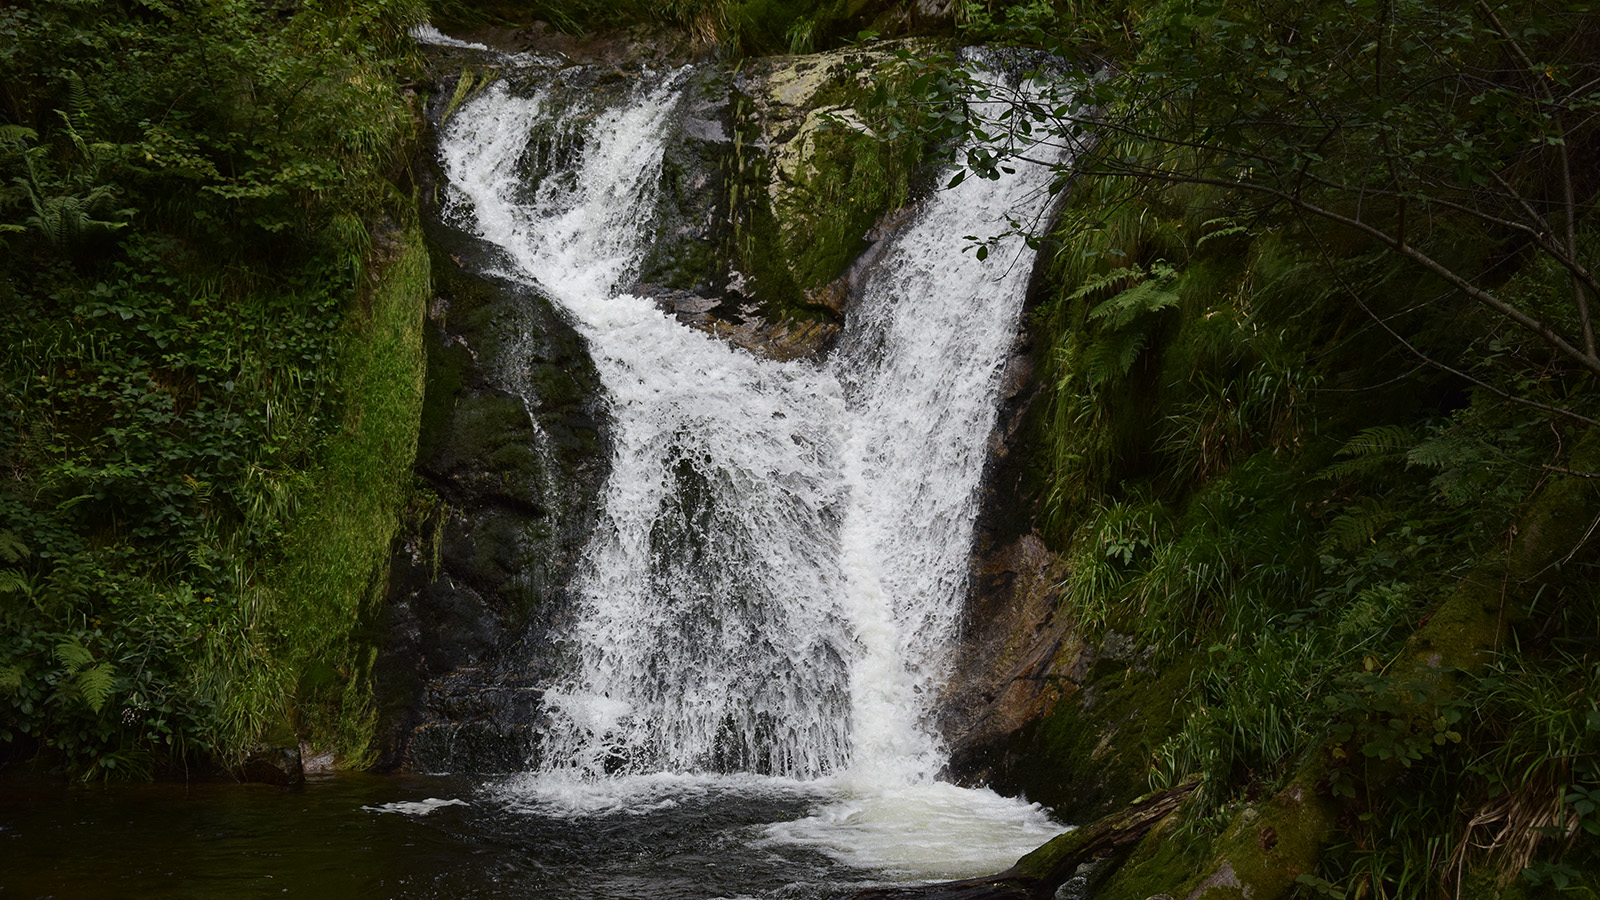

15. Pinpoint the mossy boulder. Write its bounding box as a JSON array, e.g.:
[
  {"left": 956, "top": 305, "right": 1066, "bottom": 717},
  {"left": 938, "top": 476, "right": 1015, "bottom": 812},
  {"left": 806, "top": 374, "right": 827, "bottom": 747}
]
[
  {"left": 948, "top": 625, "right": 1194, "bottom": 823},
  {"left": 732, "top": 42, "right": 940, "bottom": 317}
]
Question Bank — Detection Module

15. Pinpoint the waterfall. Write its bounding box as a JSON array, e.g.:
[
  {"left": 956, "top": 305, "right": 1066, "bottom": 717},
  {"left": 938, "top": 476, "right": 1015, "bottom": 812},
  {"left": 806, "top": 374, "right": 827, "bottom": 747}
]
[
  {"left": 439, "top": 54, "right": 1072, "bottom": 846},
  {"left": 442, "top": 69, "right": 855, "bottom": 780},
  {"left": 830, "top": 69, "right": 1066, "bottom": 784}
]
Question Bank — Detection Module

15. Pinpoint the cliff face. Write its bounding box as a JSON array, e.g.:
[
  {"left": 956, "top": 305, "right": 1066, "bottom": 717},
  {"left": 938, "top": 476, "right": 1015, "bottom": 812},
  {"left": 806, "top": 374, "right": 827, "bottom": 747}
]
[{"left": 373, "top": 33, "right": 961, "bottom": 771}]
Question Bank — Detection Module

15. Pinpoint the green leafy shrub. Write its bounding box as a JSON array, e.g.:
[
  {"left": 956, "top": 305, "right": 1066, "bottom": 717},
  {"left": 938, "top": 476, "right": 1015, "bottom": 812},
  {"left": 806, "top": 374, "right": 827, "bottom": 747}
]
[{"left": 0, "top": 0, "right": 428, "bottom": 776}]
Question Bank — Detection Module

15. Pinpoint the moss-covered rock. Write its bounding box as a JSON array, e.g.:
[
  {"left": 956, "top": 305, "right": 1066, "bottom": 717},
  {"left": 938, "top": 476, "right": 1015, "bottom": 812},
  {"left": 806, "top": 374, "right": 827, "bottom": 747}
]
[
  {"left": 372, "top": 84, "right": 610, "bottom": 769},
  {"left": 733, "top": 42, "right": 939, "bottom": 314}
]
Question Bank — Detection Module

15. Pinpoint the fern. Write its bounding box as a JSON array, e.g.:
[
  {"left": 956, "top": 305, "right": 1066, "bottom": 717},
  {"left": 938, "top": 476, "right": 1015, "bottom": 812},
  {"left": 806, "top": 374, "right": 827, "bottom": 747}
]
[
  {"left": 1089, "top": 277, "right": 1180, "bottom": 329},
  {"left": 64, "top": 71, "right": 90, "bottom": 121},
  {"left": 1320, "top": 424, "right": 1416, "bottom": 481},
  {"left": 1335, "top": 581, "right": 1412, "bottom": 640},
  {"left": 22, "top": 183, "right": 129, "bottom": 248},
  {"left": 1195, "top": 217, "right": 1250, "bottom": 247},
  {"left": 0, "top": 125, "right": 38, "bottom": 145},
  {"left": 1338, "top": 424, "right": 1415, "bottom": 457},
  {"left": 54, "top": 638, "right": 94, "bottom": 672},
  {"left": 50, "top": 640, "right": 117, "bottom": 713},
  {"left": 1405, "top": 430, "right": 1488, "bottom": 471},
  {"left": 1083, "top": 328, "right": 1148, "bottom": 386},
  {"left": 1321, "top": 498, "right": 1398, "bottom": 554},
  {"left": 0, "top": 568, "right": 33, "bottom": 600},
  {"left": 75, "top": 664, "right": 117, "bottom": 714},
  {"left": 0, "top": 529, "right": 28, "bottom": 563},
  {"left": 1067, "top": 266, "right": 1142, "bottom": 302},
  {"left": 0, "top": 665, "right": 22, "bottom": 691},
  {"left": 443, "top": 68, "right": 496, "bottom": 124}
]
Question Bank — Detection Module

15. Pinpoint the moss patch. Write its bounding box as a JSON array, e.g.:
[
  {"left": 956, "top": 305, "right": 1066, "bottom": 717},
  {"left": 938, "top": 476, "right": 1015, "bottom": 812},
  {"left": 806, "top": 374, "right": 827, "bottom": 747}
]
[
  {"left": 999, "top": 648, "right": 1196, "bottom": 822},
  {"left": 249, "top": 225, "right": 431, "bottom": 766}
]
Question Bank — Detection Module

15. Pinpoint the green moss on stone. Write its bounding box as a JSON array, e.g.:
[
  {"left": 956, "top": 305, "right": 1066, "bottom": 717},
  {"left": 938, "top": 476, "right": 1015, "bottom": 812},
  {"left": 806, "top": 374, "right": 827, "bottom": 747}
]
[
  {"left": 778, "top": 125, "right": 909, "bottom": 292},
  {"left": 1005, "top": 652, "right": 1196, "bottom": 821},
  {"left": 254, "top": 224, "right": 431, "bottom": 765},
  {"left": 1094, "top": 813, "right": 1213, "bottom": 900}
]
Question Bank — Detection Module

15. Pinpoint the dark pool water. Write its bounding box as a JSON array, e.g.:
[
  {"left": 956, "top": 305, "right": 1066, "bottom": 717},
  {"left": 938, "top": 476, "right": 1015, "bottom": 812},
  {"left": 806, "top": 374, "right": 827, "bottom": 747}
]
[{"left": 0, "top": 774, "right": 869, "bottom": 900}]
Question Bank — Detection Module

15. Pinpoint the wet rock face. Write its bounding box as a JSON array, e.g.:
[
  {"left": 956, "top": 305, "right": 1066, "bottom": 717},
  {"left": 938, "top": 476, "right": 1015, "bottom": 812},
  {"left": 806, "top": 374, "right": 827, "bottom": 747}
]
[
  {"left": 372, "top": 72, "right": 611, "bottom": 772},
  {"left": 241, "top": 743, "right": 304, "bottom": 786},
  {"left": 636, "top": 64, "right": 734, "bottom": 295},
  {"left": 944, "top": 299, "right": 1187, "bottom": 823},
  {"left": 375, "top": 250, "right": 609, "bottom": 772}
]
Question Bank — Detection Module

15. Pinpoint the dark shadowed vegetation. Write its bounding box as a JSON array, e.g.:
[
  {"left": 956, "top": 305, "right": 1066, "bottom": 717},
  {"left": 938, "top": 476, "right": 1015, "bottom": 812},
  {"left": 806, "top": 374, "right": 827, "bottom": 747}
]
[{"left": 0, "top": 0, "right": 430, "bottom": 777}]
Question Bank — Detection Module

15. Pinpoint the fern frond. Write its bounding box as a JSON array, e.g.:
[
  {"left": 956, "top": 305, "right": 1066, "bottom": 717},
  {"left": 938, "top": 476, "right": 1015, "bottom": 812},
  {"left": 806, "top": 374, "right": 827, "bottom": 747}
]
[
  {"left": 54, "top": 638, "right": 94, "bottom": 672},
  {"left": 1321, "top": 498, "right": 1397, "bottom": 554},
  {"left": 1195, "top": 217, "right": 1249, "bottom": 247},
  {"left": 1319, "top": 454, "right": 1395, "bottom": 481},
  {"left": 1089, "top": 280, "right": 1180, "bottom": 329},
  {"left": 75, "top": 664, "right": 116, "bottom": 714},
  {"left": 1406, "top": 431, "right": 1488, "bottom": 471},
  {"left": 1067, "top": 266, "right": 1140, "bottom": 302},
  {"left": 1084, "top": 329, "right": 1148, "bottom": 386},
  {"left": 0, "top": 568, "right": 33, "bottom": 600},
  {"left": 0, "top": 125, "right": 38, "bottom": 145},
  {"left": 1086, "top": 262, "right": 1180, "bottom": 329},
  {"left": 65, "top": 71, "right": 90, "bottom": 122},
  {"left": 1336, "top": 424, "right": 1415, "bottom": 457},
  {"left": 0, "top": 529, "right": 29, "bottom": 563}
]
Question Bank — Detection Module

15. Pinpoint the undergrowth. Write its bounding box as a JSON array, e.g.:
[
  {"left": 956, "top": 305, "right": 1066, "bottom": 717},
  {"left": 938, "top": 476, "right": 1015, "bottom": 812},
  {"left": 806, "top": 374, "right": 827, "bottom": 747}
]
[
  {"left": 0, "top": 0, "right": 429, "bottom": 777},
  {"left": 1032, "top": 148, "right": 1599, "bottom": 893}
]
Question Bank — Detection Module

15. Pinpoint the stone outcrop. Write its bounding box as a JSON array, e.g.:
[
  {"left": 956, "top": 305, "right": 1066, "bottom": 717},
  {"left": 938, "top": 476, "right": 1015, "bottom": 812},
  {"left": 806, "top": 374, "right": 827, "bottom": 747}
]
[{"left": 371, "top": 68, "right": 611, "bottom": 771}]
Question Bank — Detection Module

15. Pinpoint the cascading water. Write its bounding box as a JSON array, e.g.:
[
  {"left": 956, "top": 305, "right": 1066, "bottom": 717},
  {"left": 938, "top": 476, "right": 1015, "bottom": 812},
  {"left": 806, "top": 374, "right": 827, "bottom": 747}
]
[
  {"left": 437, "top": 49, "right": 1074, "bottom": 882},
  {"left": 829, "top": 74, "right": 1067, "bottom": 786},
  {"left": 441, "top": 70, "right": 855, "bottom": 780}
]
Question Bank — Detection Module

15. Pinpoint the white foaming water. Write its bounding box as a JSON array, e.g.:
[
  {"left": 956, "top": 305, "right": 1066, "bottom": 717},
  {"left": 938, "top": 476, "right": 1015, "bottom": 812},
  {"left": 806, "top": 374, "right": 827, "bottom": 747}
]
[
  {"left": 498, "top": 771, "right": 823, "bottom": 819},
  {"left": 363, "top": 797, "right": 470, "bottom": 815},
  {"left": 410, "top": 23, "right": 490, "bottom": 52},
  {"left": 443, "top": 71, "right": 853, "bottom": 780},
  {"left": 763, "top": 781, "right": 1063, "bottom": 880},
  {"left": 829, "top": 66, "right": 1067, "bottom": 783},
  {"left": 439, "top": 57, "right": 1072, "bottom": 880}
]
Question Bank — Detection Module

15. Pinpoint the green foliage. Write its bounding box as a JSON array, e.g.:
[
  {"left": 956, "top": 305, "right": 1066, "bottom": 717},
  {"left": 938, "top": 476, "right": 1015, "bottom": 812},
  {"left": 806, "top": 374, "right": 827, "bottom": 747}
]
[
  {"left": 0, "top": 0, "right": 428, "bottom": 775},
  {"left": 997, "top": 4, "right": 1600, "bottom": 882},
  {"left": 436, "top": 0, "right": 918, "bottom": 53},
  {"left": 242, "top": 233, "right": 429, "bottom": 765}
]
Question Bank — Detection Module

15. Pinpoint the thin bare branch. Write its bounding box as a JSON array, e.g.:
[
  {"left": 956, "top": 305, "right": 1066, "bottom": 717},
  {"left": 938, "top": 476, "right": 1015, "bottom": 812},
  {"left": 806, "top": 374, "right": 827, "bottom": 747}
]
[{"left": 1284, "top": 205, "right": 1600, "bottom": 426}]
